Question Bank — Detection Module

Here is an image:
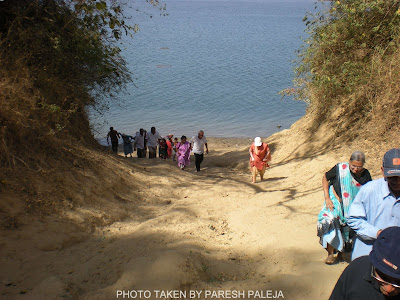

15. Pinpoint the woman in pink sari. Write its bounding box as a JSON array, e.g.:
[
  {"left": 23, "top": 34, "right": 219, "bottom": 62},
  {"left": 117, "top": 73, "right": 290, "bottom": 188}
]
[{"left": 176, "top": 135, "right": 191, "bottom": 170}]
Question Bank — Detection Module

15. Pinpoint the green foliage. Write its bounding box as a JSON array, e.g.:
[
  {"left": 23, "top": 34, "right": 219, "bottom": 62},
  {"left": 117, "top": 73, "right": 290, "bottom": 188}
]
[
  {"left": 0, "top": 0, "right": 165, "bottom": 167},
  {"left": 287, "top": 0, "right": 400, "bottom": 124}
]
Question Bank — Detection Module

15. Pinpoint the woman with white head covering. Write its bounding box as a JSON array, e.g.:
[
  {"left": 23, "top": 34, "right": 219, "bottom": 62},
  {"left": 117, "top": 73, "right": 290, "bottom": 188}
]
[{"left": 249, "top": 137, "right": 271, "bottom": 183}]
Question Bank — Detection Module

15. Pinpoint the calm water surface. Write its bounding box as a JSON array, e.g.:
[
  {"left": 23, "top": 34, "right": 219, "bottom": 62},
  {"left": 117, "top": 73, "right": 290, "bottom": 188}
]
[{"left": 90, "top": 0, "right": 313, "bottom": 143}]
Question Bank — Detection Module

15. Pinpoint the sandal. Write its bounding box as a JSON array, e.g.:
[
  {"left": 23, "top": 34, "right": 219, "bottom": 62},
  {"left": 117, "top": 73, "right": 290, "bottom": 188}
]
[{"left": 325, "top": 254, "right": 336, "bottom": 265}]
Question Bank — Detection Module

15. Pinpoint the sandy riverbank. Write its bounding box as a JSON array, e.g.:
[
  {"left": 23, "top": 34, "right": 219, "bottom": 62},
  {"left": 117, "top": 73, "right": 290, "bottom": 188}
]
[{"left": 0, "top": 118, "right": 385, "bottom": 299}]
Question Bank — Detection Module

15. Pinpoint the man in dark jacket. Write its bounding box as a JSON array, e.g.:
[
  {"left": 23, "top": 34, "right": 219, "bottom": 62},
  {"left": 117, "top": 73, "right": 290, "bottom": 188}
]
[{"left": 330, "top": 226, "right": 400, "bottom": 299}]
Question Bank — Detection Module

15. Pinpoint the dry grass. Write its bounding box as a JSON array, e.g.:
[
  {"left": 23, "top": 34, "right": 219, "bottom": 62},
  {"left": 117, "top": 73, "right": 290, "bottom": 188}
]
[
  {"left": 0, "top": 54, "right": 104, "bottom": 220},
  {"left": 303, "top": 49, "right": 400, "bottom": 151}
]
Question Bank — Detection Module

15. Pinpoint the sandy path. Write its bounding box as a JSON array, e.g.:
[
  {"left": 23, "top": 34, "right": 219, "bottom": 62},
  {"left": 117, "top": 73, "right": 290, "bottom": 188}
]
[{"left": 1, "top": 128, "right": 359, "bottom": 299}]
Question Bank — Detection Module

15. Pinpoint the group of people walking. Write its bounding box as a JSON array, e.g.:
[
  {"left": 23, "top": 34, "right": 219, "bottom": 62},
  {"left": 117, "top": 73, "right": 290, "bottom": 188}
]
[
  {"left": 107, "top": 127, "right": 209, "bottom": 171},
  {"left": 315, "top": 148, "right": 400, "bottom": 299},
  {"left": 109, "top": 129, "right": 272, "bottom": 178},
  {"left": 109, "top": 128, "right": 400, "bottom": 298}
]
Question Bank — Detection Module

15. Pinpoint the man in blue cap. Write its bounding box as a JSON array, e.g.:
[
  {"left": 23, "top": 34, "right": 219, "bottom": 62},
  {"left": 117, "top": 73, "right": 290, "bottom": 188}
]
[
  {"left": 347, "top": 148, "right": 400, "bottom": 260},
  {"left": 330, "top": 226, "right": 400, "bottom": 299}
]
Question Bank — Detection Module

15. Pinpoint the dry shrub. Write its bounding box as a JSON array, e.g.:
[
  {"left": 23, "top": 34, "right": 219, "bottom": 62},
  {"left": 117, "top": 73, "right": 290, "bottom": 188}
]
[
  {"left": 0, "top": 54, "right": 100, "bottom": 216},
  {"left": 0, "top": 0, "right": 131, "bottom": 168},
  {"left": 293, "top": 0, "right": 400, "bottom": 149},
  {"left": 367, "top": 53, "right": 400, "bottom": 133},
  {"left": 302, "top": 47, "right": 400, "bottom": 149},
  {"left": 0, "top": 60, "right": 94, "bottom": 169}
]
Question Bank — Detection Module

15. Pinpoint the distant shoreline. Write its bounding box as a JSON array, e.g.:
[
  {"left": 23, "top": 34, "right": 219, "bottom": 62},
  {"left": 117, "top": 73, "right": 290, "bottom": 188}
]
[
  {"left": 98, "top": 133, "right": 283, "bottom": 147},
  {"left": 100, "top": 136, "right": 270, "bottom": 149}
]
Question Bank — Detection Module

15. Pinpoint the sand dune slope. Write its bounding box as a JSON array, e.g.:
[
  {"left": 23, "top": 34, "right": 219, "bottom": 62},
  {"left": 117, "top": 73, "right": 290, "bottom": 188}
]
[{"left": 2, "top": 122, "right": 381, "bottom": 299}]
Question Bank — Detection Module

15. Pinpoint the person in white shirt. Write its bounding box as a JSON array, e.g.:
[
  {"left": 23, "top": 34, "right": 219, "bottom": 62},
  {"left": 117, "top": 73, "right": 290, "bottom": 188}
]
[
  {"left": 190, "top": 130, "right": 208, "bottom": 172},
  {"left": 146, "top": 127, "right": 161, "bottom": 159},
  {"left": 134, "top": 128, "right": 147, "bottom": 158}
]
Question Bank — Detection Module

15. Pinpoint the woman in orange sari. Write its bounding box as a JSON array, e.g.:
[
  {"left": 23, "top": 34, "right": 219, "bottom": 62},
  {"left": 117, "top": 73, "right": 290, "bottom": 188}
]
[{"left": 249, "top": 137, "right": 271, "bottom": 183}]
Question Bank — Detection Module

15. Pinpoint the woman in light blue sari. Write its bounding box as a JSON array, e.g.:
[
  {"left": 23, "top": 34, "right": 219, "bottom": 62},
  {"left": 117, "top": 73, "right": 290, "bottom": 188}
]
[{"left": 317, "top": 151, "right": 372, "bottom": 264}]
